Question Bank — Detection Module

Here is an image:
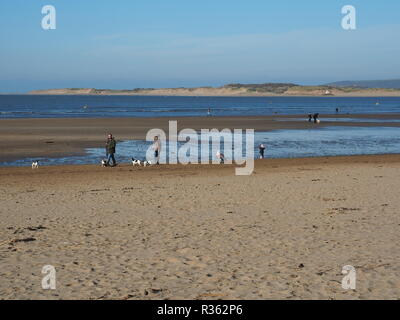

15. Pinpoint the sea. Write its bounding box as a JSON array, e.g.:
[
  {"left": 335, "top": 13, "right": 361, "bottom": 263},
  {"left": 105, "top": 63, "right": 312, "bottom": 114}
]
[
  {"left": 1, "top": 95, "right": 400, "bottom": 166},
  {"left": 1, "top": 95, "right": 400, "bottom": 118}
]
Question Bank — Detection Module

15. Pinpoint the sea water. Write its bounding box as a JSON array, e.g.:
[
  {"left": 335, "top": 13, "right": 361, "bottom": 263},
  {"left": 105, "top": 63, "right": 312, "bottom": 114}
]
[
  {"left": 2, "top": 126, "right": 400, "bottom": 167},
  {"left": 1, "top": 95, "right": 400, "bottom": 118}
]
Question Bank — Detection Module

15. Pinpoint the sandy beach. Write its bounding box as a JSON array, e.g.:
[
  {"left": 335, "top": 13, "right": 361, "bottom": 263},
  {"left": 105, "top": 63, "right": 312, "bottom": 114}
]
[
  {"left": 1, "top": 114, "right": 400, "bottom": 162},
  {"left": 0, "top": 155, "right": 399, "bottom": 300}
]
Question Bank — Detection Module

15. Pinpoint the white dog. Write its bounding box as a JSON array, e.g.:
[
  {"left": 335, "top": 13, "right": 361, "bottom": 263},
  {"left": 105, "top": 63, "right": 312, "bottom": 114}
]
[
  {"left": 31, "top": 161, "right": 39, "bottom": 169},
  {"left": 143, "top": 160, "right": 152, "bottom": 167},
  {"left": 101, "top": 159, "right": 108, "bottom": 167},
  {"left": 131, "top": 158, "right": 141, "bottom": 166}
]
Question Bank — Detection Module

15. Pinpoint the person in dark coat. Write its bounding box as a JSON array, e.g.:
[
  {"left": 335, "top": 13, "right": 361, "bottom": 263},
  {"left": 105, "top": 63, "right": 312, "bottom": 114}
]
[
  {"left": 313, "top": 113, "right": 319, "bottom": 123},
  {"left": 106, "top": 133, "right": 117, "bottom": 167},
  {"left": 259, "top": 144, "right": 266, "bottom": 159}
]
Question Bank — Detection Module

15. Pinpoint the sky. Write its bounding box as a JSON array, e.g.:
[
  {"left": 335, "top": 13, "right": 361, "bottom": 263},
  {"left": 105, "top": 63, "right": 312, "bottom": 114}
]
[{"left": 0, "top": 0, "right": 400, "bottom": 93}]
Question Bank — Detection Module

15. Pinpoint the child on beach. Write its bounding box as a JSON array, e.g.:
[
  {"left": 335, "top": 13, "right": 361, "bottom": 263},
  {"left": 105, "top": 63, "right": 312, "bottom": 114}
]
[
  {"left": 259, "top": 144, "right": 266, "bottom": 159},
  {"left": 216, "top": 151, "right": 225, "bottom": 164},
  {"left": 153, "top": 136, "right": 161, "bottom": 165}
]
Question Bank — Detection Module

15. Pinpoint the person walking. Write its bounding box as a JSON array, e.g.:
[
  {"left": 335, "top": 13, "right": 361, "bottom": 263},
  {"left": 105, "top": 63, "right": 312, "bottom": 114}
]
[
  {"left": 106, "top": 133, "right": 117, "bottom": 167},
  {"left": 216, "top": 151, "right": 225, "bottom": 164},
  {"left": 153, "top": 136, "right": 161, "bottom": 165},
  {"left": 259, "top": 144, "right": 266, "bottom": 159}
]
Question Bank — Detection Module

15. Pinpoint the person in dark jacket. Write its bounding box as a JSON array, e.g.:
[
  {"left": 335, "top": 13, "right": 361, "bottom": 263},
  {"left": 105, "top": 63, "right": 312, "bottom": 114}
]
[
  {"left": 106, "top": 133, "right": 117, "bottom": 167},
  {"left": 259, "top": 144, "right": 266, "bottom": 159}
]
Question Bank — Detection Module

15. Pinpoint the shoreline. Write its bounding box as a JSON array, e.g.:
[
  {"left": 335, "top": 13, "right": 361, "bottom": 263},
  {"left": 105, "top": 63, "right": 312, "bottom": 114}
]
[
  {"left": 1, "top": 153, "right": 400, "bottom": 171},
  {"left": 1, "top": 114, "right": 400, "bottom": 162}
]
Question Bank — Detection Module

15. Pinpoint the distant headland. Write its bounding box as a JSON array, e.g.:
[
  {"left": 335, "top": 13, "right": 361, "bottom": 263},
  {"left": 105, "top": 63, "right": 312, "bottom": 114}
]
[{"left": 27, "top": 81, "right": 400, "bottom": 97}]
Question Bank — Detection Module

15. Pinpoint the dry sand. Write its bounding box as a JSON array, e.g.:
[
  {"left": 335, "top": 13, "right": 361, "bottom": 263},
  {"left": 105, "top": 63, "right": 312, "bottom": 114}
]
[
  {"left": 0, "top": 155, "right": 399, "bottom": 300},
  {"left": 1, "top": 114, "right": 400, "bottom": 162}
]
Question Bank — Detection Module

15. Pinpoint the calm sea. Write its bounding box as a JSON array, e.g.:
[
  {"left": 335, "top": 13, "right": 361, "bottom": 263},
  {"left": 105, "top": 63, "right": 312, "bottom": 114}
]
[{"left": 1, "top": 95, "right": 399, "bottom": 118}]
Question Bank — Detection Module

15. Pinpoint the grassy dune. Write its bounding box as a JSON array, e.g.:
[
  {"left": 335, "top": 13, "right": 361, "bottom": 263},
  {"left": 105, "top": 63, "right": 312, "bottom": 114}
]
[{"left": 28, "top": 83, "right": 400, "bottom": 97}]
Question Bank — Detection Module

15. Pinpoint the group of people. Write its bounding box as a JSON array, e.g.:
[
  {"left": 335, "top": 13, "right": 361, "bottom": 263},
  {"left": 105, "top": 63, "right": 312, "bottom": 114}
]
[
  {"left": 308, "top": 113, "right": 320, "bottom": 123},
  {"left": 105, "top": 133, "right": 161, "bottom": 167},
  {"left": 308, "top": 109, "right": 340, "bottom": 123},
  {"left": 106, "top": 134, "right": 269, "bottom": 166}
]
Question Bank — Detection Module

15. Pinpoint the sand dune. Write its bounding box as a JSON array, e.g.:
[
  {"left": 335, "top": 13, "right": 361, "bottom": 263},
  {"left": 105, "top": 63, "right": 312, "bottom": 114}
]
[{"left": 28, "top": 87, "right": 400, "bottom": 97}]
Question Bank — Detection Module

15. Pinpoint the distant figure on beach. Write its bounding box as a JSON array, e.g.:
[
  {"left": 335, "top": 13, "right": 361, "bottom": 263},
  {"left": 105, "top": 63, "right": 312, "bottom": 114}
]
[
  {"left": 216, "top": 151, "right": 224, "bottom": 164},
  {"left": 207, "top": 107, "right": 212, "bottom": 116},
  {"left": 308, "top": 114, "right": 313, "bottom": 122},
  {"left": 106, "top": 133, "right": 117, "bottom": 167},
  {"left": 153, "top": 136, "right": 161, "bottom": 165},
  {"left": 313, "top": 113, "right": 320, "bottom": 124},
  {"left": 336, "top": 108, "right": 339, "bottom": 113},
  {"left": 259, "top": 144, "right": 266, "bottom": 159}
]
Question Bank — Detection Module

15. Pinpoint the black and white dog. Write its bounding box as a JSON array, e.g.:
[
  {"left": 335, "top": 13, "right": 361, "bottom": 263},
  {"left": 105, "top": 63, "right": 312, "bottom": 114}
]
[
  {"left": 132, "top": 158, "right": 152, "bottom": 167},
  {"left": 131, "top": 158, "right": 142, "bottom": 166},
  {"left": 31, "top": 161, "right": 39, "bottom": 169},
  {"left": 101, "top": 159, "right": 108, "bottom": 167},
  {"left": 143, "top": 160, "right": 152, "bottom": 167}
]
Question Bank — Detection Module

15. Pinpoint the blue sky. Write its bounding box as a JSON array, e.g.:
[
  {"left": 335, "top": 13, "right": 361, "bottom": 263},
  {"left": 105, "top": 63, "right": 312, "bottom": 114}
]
[{"left": 0, "top": 0, "right": 400, "bottom": 93}]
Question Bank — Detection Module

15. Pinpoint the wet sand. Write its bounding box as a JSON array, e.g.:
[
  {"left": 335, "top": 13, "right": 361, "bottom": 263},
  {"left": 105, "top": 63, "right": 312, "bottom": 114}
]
[
  {"left": 0, "top": 155, "right": 399, "bottom": 299},
  {"left": 1, "top": 114, "right": 400, "bottom": 162}
]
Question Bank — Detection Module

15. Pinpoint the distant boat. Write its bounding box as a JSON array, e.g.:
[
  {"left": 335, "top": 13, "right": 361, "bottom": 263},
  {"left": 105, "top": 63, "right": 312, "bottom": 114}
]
[
  {"left": 376, "top": 101, "right": 380, "bottom": 106},
  {"left": 83, "top": 105, "right": 88, "bottom": 109}
]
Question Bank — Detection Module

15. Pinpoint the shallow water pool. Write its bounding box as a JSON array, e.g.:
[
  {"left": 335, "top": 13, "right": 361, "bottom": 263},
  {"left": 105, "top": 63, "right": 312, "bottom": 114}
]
[{"left": 2, "top": 126, "right": 400, "bottom": 167}]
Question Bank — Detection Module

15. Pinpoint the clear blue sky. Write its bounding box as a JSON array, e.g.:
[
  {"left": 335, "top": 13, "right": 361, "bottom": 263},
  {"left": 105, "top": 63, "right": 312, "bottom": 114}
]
[{"left": 0, "top": 0, "right": 399, "bottom": 93}]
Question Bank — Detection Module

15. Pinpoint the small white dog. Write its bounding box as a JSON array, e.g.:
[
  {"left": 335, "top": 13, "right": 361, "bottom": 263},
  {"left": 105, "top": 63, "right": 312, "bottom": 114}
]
[
  {"left": 143, "top": 160, "right": 152, "bottom": 167},
  {"left": 131, "top": 158, "right": 141, "bottom": 166},
  {"left": 31, "top": 161, "right": 39, "bottom": 169},
  {"left": 101, "top": 159, "right": 108, "bottom": 167}
]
